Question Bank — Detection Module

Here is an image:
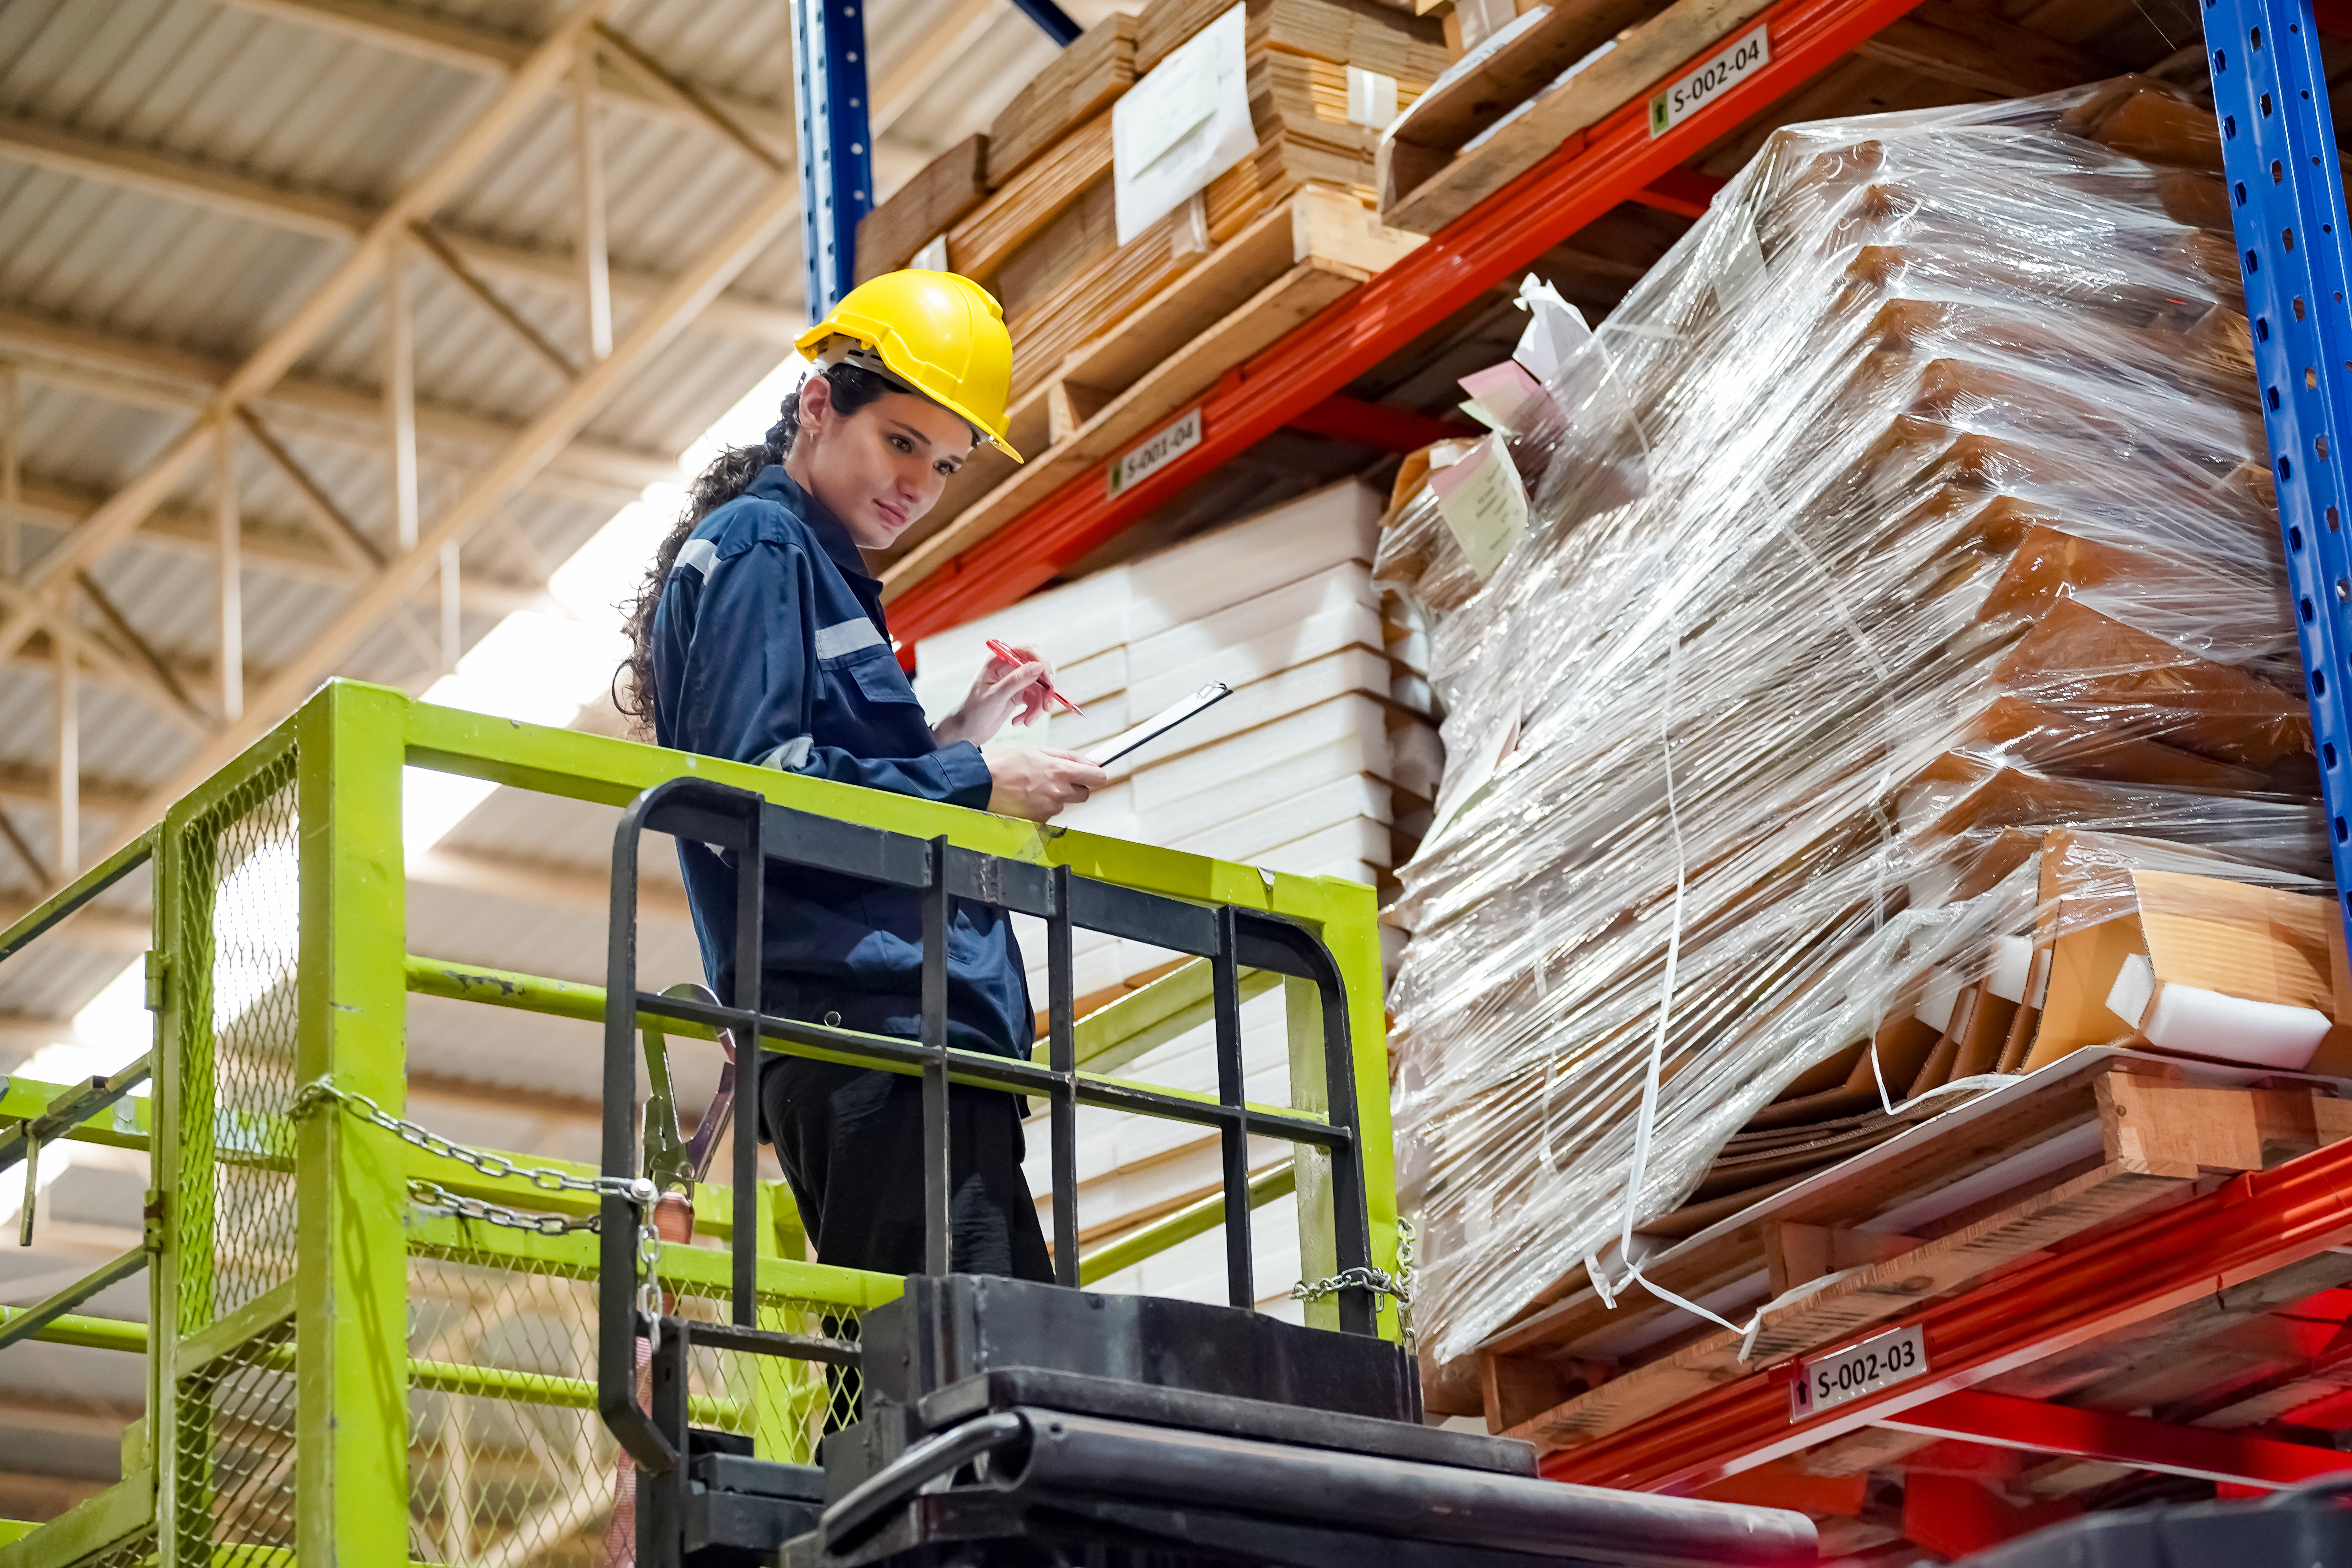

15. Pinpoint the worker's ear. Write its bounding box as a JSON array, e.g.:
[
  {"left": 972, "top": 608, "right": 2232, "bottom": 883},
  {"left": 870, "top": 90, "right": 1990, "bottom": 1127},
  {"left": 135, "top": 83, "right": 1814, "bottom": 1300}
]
[{"left": 797, "top": 372, "right": 836, "bottom": 446}]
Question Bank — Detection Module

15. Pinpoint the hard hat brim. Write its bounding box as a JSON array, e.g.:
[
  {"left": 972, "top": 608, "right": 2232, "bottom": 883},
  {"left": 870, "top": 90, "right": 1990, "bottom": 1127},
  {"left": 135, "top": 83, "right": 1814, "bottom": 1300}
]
[{"left": 798, "top": 332, "right": 1027, "bottom": 465}]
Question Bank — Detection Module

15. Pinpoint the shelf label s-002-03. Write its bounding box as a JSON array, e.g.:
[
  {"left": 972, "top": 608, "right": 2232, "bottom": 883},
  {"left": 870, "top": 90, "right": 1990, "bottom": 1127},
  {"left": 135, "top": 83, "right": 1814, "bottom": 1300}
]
[
  {"left": 1788, "top": 1323, "right": 1927, "bottom": 1422},
  {"left": 1650, "top": 25, "right": 1769, "bottom": 138}
]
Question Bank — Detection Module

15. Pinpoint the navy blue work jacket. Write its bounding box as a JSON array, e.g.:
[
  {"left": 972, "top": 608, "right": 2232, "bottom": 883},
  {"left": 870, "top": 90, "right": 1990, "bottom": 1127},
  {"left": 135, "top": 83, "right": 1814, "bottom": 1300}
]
[{"left": 649, "top": 465, "right": 1033, "bottom": 1059}]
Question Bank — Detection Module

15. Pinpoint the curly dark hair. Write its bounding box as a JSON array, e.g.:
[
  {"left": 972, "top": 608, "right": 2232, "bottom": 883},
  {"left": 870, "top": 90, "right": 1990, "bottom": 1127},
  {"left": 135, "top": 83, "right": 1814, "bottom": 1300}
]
[{"left": 614, "top": 362, "right": 895, "bottom": 734}]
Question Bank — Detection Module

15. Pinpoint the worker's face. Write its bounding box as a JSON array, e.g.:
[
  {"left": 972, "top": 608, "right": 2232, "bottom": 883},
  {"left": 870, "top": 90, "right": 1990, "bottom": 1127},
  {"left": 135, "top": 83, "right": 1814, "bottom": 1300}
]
[{"left": 791, "top": 375, "right": 977, "bottom": 551}]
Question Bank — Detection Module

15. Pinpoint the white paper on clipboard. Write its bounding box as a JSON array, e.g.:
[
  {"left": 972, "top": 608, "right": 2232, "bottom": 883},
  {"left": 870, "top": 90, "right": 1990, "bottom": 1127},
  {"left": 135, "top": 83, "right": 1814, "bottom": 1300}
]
[
  {"left": 1088, "top": 682, "right": 1234, "bottom": 767},
  {"left": 1114, "top": 5, "right": 1254, "bottom": 245}
]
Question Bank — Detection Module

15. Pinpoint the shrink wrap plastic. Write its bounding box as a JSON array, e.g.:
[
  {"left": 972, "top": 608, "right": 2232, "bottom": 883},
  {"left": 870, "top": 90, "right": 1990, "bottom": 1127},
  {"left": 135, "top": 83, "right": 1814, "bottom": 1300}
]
[{"left": 1375, "top": 84, "right": 2334, "bottom": 1363}]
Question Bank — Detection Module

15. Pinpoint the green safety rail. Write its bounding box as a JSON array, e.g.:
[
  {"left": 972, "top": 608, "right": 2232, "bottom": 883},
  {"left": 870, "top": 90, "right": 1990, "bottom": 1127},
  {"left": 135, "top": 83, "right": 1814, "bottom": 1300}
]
[{"left": 0, "top": 679, "right": 1397, "bottom": 1568}]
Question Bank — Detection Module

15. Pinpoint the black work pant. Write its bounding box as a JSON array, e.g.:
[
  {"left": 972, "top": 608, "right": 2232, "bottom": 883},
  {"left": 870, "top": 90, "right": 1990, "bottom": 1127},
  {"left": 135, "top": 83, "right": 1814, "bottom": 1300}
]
[{"left": 759, "top": 1052, "right": 1053, "bottom": 1282}]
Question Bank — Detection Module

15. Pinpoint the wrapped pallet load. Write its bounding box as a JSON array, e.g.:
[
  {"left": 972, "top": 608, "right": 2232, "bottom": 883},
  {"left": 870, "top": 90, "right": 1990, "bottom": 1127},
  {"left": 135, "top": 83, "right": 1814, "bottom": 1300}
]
[
  {"left": 915, "top": 479, "right": 1439, "bottom": 1307},
  {"left": 1373, "top": 80, "right": 2341, "bottom": 1382}
]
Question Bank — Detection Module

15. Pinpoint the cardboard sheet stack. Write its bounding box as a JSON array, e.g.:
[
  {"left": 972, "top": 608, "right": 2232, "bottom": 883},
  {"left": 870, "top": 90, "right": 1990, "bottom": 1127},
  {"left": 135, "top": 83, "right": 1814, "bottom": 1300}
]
[
  {"left": 858, "top": 0, "right": 1445, "bottom": 403},
  {"left": 915, "top": 478, "right": 1439, "bottom": 1308},
  {"left": 1372, "top": 80, "right": 2345, "bottom": 1370}
]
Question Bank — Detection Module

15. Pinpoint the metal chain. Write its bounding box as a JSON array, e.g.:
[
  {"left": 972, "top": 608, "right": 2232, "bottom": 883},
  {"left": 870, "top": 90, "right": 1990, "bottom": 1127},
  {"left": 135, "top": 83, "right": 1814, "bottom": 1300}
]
[
  {"left": 1292, "top": 1218, "right": 1418, "bottom": 1341},
  {"left": 294, "top": 1078, "right": 678, "bottom": 1357},
  {"left": 289, "top": 1078, "right": 654, "bottom": 1236}
]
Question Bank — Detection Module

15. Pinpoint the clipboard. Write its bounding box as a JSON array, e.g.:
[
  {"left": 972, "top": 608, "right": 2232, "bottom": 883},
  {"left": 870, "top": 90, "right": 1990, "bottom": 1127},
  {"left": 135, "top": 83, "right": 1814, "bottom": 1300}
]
[{"left": 1087, "top": 682, "right": 1233, "bottom": 767}]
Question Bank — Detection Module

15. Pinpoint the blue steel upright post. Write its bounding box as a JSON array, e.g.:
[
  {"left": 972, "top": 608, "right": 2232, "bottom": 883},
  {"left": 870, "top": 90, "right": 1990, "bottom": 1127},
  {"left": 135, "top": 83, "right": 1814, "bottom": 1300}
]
[
  {"left": 2205, "top": 0, "right": 2352, "bottom": 938},
  {"left": 791, "top": 0, "right": 874, "bottom": 318}
]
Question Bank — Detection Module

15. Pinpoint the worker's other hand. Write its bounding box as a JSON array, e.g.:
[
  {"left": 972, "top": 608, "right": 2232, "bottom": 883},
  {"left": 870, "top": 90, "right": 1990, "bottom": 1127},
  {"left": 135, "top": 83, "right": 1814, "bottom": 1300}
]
[
  {"left": 983, "top": 747, "right": 1107, "bottom": 822},
  {"left": 933, "top": 642, "right": 1056, "bottom": 747}
]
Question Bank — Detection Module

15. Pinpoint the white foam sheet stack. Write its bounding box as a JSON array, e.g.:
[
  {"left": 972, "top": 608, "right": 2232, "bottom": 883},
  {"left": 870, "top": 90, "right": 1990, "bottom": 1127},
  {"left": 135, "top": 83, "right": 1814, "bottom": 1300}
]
[{"left": 913, "top": 477, "right": 1438, "bottom": 1309}]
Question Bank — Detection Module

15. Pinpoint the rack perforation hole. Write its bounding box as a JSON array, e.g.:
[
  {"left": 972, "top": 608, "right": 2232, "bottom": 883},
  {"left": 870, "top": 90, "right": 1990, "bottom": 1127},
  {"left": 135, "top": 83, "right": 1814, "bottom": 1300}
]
[
  {"left": 2227, "top": 114, "right": 2238, "bottom": 137},
  {"left": 2337, "top": 578, "right": 2349, "bottom": 603},
  {"left": 2311, "top": 367, "right": 2321, "bottom": 388},
  {"left": 2329, "top": 742, "right": 2339, "bottom": 768},
  {"left": 2288, "top": 229, "right": 2300, "bottom": 252},
  {"left": 2330, "top": 505, "right": 2340, "bottom": 530},
  {"left": 2265, "top": 91, "right": 2276, "bottom": 115},
  {"left": 2272, "top": 385, "right": 2285, "bottom": 408},
  {"left": 2283, "top": 455, "right": 2297, "bottom": 479},
  {"left": 2318, "top": 668, "right": 2330, "bottom": 698},
  {"left": 2298, "top": 296, "right": 2309, "bottom": 319},
  {"left": 2293, "top": 524, "right": 2306, "bottom": 549},
  {"left": 2276, "top": 158, "right": 2288, "bottom": 181},
  {"left": 2337, "top": 815, "right": 2348, "bottom": 843},
  {"left": 2259, "top": 317, "right": 2272, "bottom": 340},
  {"left": 2303, "top": 595, "right": 2316, "bottom": 622},
  {"left": 2322, "top": 435, "right": 2332, "bottom": 460}
]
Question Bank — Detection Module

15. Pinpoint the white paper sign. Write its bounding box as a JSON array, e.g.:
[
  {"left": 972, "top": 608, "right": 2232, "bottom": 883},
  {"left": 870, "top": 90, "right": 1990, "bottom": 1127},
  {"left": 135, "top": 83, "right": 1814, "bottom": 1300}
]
[
  {"left": 1109, "top": 407, "right": 1202, "bottom": 495},
  {"left": 1114, "top": 5, "right": 1255, "bottom": 245},
  {"left": 1428, "top": 436, "right": 1528, "bottom": 579},
  {"left": 1512, "top": 273, "right": 1591, "bottom": 385}
]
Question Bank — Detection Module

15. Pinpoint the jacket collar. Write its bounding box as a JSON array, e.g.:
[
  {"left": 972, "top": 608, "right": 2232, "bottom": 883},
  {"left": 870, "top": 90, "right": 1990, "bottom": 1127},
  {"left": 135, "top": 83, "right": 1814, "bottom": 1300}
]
[{"left": 748, "top": 465, "right": 890, "bottom": 633}]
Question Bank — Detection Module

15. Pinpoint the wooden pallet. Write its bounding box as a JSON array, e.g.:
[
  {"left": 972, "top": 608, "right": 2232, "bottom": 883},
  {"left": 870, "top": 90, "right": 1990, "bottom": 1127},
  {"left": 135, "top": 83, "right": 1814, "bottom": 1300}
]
[
  {"left": 880, "top": 185, "right": 1423, "bottom": 592},
  {"left": 1471, "top": 1051, "right": 2350, "bottom": 1454}
]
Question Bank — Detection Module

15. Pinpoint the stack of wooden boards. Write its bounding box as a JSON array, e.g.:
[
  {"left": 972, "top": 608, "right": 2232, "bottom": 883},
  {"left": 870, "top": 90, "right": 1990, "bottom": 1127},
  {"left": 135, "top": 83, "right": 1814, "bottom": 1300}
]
[
  {"left": 1476, "top": 1053, "right": 2352, "bottom": 1506},
  {"left": 1372, "top": 80, "right": 2334, "bottom": 1394},
  {"left": 912, "top": 477, "right": 1439, "bottom": 1307},
  {"left": 860, "top": 0, "right": 1440, "bottom": 593}
]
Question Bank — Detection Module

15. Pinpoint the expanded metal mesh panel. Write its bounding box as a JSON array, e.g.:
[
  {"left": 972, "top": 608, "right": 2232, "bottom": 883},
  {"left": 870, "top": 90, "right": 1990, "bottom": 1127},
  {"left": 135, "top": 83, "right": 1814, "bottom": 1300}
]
[
  {"left": 176, "top": 757, "right": 303, "bottom": 1332},
  {"left": 174, "top": 1321, "right": 299, "bottom": 1567},
  {"left": 407, "top": 1232, "right": 863, "bottom": 1566},
  {"left": 62, "top": 1533, "right": 157, "bottom": 1568}
]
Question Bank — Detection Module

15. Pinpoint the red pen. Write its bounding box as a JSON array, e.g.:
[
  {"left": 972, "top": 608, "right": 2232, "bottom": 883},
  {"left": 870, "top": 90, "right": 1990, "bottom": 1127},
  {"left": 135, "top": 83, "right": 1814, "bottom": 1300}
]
[{"left": 987, "top": 639, "right": 1083, "bottom": 716}]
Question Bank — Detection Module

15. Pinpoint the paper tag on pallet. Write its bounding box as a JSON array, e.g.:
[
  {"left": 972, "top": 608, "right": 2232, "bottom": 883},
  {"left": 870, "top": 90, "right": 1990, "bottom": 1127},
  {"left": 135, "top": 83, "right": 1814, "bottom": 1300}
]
[
  {"left": 1428, "top": 435, "right": 1528, "bottom": 579},
  {"left": 1114, "top": 4, "right": 1254, "bottom": 245}
]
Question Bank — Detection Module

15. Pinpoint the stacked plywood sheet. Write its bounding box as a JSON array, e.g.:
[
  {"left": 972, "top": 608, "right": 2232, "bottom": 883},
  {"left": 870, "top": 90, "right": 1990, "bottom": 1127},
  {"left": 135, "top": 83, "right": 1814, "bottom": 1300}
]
[
  {"left": 913, "top": 477, "right": 1439, "bottom": 1308},
  {"left": 866, "top": 0, "right": 1438, "bottom": 593},
  {"left": 1370, "top": 80, "right": 2331, "bottom": 1417}
]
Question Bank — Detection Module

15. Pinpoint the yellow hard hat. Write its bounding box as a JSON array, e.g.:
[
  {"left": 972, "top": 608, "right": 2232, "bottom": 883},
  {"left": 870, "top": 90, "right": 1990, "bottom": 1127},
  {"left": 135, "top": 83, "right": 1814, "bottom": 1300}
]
[{"left": 795, "top": 270, "right": 1024, "bottom": 463}]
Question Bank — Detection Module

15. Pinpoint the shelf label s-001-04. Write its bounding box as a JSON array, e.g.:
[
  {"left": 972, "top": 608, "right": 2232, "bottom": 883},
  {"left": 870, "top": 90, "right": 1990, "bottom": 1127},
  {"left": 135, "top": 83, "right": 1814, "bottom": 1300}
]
[
  {"left": 1788, "top": 1323, "right": 1927, "bottom": 1422},
  {"left": 1109, "top": 407, "right": 1203, "bottom": 497},
  {"left": 1650, "top": 25, "right": 1769, "bottom": 138}
]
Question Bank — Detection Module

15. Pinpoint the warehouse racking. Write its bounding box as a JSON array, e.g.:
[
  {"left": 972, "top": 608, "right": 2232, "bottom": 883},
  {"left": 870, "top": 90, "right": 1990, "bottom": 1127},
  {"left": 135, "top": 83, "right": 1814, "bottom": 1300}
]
[{"left": 800, "top": 0, "right": 2352, "bottom": 1548}]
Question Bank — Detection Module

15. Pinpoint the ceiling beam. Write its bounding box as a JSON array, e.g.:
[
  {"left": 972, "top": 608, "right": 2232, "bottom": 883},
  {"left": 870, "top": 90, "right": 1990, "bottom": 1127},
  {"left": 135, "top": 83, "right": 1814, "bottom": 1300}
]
[
  {"left": 218, "top": 0, "right": 795, "bottom": 154},
  {"left": 408, "top": 847, "right": 693, "bottom": 922},
  {"left": 0, "top": 306, "right": 679, "bottom": 494},
  {"left": 0, "top": 0, "right": 619, "bottom": 662},
  {"left": 112, "top": 173, "right": 803, "bottom": 856},
  {"left": 0, "top": 112, "right": 371, "bottom": 240},
  {"left": 0, "top": 759, "right": 145, "bottom": 818},
  {"left": 0, "top": 900, "right": 149, "bottom": 952},
  {"left": 0, "top": 118, "right": 806, "bottom": 350},
  {"left": 6, "top": 479, "right": 558, "bottom": 617}
]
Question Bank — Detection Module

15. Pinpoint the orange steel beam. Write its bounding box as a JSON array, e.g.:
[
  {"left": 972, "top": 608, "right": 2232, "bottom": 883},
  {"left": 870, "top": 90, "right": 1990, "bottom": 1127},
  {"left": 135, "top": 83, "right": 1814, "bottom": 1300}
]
[
  {"left": 1633, "top": 167, "right": 1730, "bottom": 218},
  {"left": 884, "top": 0, "right": 1932, "bottom": 643},
  {"left": 1541, "top": 1139, "right": 2352, "bottom": 1495},
  {"left": 1287, "top": 394, "right": 1480, "bottom": 452},
  {"left": 1882, "top": 1389, "right": 2352, "bottom": 1490}
]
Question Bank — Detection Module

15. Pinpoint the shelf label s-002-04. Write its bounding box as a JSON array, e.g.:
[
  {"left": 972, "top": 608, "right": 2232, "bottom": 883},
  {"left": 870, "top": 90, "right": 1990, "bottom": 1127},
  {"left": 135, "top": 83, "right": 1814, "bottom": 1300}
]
[
  {"left": 1650, "top": 25, "right": 1769, "bottom": 138},
  {"left": 1788, "top": 1323, "right": 1927, "bottom": 1422}
]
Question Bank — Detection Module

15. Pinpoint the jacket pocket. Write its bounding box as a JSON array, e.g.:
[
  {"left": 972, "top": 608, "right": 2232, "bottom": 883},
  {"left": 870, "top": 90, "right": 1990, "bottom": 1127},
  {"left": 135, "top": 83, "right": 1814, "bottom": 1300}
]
[{"left": 841, "top": 646, "right": 920, "bottom": 705}]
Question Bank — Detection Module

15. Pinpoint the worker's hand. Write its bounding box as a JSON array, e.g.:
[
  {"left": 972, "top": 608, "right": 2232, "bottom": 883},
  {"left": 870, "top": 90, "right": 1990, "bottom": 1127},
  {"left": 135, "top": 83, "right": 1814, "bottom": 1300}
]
[
  {"left": 982, "top": 747, "right": 1107, "bottom": 822},
  {"left": 933, "top": 642, "right": 1057, "bottom": 747}
]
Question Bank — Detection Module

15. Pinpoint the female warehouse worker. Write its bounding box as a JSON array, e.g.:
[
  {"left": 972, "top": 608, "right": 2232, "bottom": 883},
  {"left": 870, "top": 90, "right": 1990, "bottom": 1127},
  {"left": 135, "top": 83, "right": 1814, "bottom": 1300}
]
[{"left": 618, "top": 270, "right": 1108, "bottom": 1283}]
